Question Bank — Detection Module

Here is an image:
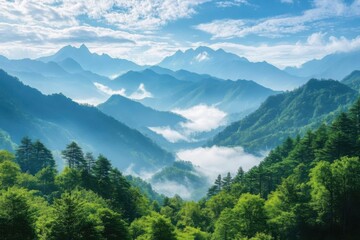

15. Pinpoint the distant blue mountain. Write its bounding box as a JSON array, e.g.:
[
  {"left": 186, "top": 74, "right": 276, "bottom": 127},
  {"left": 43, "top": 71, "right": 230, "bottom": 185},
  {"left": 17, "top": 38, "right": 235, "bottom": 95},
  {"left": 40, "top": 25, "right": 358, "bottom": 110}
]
[
  {"left": 0, "top": 69, "right": 174, "bottom": 171},
  {"left": 98, "top": 94, "right": 186, "bottom": 129},
  {"left": 38, "top": 44, "right": 144, "bottom": 77},
  {"left": 285, "top": 50, "right": 360, "bottom": 80},
  {"left": 0, "top": 55, "right": 109, "bottom": 102},
  {"left": 158, "top": 46, "right": 304, "bottom": 90},
  {"left": 107, "top": 68, "right": 278, "bottom": 115}
]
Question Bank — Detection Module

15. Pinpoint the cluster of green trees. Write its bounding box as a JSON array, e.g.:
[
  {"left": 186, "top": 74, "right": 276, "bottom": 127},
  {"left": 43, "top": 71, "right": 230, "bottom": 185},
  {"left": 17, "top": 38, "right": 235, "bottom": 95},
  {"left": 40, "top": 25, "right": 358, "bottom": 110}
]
[{"left": 1, "top": 99, "right": 360, "bottom": 239}]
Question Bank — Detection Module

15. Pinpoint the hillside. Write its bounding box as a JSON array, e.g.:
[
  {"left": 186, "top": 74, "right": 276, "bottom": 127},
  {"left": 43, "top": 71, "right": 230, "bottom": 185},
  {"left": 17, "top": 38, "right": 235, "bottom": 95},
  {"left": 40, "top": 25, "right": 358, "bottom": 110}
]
[
  {"left": 0, "top": 70, "right": 173, "bottom": 171},
  {"left": 210, "top": 79, "right": 358, "bottom": 153},
  {"left": 342, "top": 70, "right": 360, "bottom": 92},
  {"left": 98, "top": 94, "right": 186, "bottom": 129}
]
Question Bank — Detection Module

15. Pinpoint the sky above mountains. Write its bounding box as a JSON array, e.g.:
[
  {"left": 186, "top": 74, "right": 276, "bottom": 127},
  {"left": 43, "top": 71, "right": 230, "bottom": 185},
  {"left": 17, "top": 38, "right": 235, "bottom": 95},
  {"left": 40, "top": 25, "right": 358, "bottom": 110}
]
[{"left": 1, "top": 0, "right": 360, "bottom": 68}]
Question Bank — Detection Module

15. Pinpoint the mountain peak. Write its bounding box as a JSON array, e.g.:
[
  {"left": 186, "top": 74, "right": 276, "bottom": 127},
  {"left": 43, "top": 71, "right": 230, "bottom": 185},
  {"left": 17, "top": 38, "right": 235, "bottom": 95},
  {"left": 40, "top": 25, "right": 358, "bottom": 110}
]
[
  {"left": 194, "top": 46, "right": 214, "bottom": 53},
  {"left": 80, "top": 43, "right": 88, "bottom": 50}
]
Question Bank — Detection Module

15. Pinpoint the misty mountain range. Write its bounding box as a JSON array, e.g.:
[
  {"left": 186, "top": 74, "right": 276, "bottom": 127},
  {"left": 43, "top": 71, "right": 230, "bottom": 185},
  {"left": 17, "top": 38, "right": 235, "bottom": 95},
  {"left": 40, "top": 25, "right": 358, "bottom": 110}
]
[{"left": 1, "top": 44, "right": 360, "bottom": 174}]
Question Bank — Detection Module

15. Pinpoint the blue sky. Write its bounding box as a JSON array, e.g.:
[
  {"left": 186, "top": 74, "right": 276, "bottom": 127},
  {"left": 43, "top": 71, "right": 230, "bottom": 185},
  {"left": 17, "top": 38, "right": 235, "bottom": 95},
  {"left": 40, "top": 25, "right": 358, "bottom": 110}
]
[{"left": 0, "top": 0, "right": 360, "bottom": 68}]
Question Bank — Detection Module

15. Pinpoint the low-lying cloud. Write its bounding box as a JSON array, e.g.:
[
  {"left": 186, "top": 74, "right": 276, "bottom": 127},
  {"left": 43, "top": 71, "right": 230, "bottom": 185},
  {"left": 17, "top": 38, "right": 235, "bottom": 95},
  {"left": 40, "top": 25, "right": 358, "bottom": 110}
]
[
  {"left": 94, "top": 82, "right": 126, "bottom": 96},
  {"left": 148, "top": 104, "right": 228, "bottom": 143},
  {"left": 148, "top": 126, "right": 189, "bottom": 143},
  {"left": 177, "top": 146, "right": 264, "bottom": 181},
  {"left": 151, "top": 180, "right": 192, "bottom": 200},
  {"left": 94, "top": 82, "right": 153, "bottom": 100},
  {"left": 129, "top": 83, "right": 153, "bottom": 100},
  {"left": 172, "top": 104, "right": 227, "bottom": 133}
]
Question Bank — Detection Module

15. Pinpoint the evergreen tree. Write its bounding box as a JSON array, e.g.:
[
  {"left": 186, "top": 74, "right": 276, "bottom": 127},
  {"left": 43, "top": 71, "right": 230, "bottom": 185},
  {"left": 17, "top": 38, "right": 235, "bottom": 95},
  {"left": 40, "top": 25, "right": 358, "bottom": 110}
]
[
  {"left": 61, "top": 142, "right": 86, "bottom": 170},
  {"left": 215, "top": 174, "right": 222, "bottom": 192},
  {"left": 31, "top": 140, "right": 55, "bottom": 175},
  {"left": 233, "top": 167, "right": 245, "bottom": 184},
  {"left": 150, "top": 216, "right": 177, "bottom": 240},
  {"left": 320, "top": 113, "right": 356, "bottom": 162},
  {"left": 84, "top": 152, "right": 96, "bottom": 173},
  {"left": 93, "top": 154, "right": 112, "bottom": 198},
  {"left": 0, "top": 187, "right": 36, "bottom": 240},
  {"left": 222, "top": 172, "right": 232, "bottom": 191},
  {"left": 15, "top": 137, "right": 33, "bottom": 173},
  {"left": 49, "top": 192, "right": 101, "bottom": 240}
]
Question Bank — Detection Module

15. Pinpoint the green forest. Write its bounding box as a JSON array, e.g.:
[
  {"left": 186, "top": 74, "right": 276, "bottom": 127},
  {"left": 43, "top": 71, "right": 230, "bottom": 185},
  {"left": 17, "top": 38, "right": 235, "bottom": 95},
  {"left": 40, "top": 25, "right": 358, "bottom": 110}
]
[{"left": 1, "top": 98, "right": 360, "bottom": 240}]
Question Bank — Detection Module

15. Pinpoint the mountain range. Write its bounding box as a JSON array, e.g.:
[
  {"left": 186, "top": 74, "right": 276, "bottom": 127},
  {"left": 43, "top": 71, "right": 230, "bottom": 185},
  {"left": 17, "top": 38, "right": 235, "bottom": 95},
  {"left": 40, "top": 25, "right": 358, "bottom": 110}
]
[
  {"left": 158, "top": 46, "right": 304, "bottom": 91},
  {"left": 38, "top": 44, "right": 144, "bottom": 77},
  {"left": 210, "top": 78, "right": 359, "bottom": 153},
  {"left": 0, "top": 69, "right": 173, "bottom": 171},
  {"left": 0, "top": 54, "right": 110, "bottom": 103},
  {"left": 285, "top": 50, "right": 360, "bottom": 80},
  {"left": 107, "top": 68, "right": 278, "bottom": 115}
]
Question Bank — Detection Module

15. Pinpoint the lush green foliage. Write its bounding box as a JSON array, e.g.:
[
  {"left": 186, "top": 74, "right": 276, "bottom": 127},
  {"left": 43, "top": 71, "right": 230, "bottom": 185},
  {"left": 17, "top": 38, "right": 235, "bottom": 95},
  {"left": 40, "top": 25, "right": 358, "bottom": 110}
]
[
  {"left": 211, "top": 79, "right": 358, "bottom": 153},
  {"left": 342, "top": 70, "right": 360, "bottom": 91},
  {"left": 2, "top": 97, "right": 360, "bottom": 239}
]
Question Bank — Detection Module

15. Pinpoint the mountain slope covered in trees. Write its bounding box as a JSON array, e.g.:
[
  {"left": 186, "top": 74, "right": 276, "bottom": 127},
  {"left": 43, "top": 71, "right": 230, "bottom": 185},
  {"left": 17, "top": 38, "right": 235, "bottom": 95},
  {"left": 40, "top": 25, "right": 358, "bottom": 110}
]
[
  {"left": 1, "top": 97, "right": 360, "bottom": 240},
  {"left": 210, "top": 79, "right": 358, "bottom": 153},
  {"left": 342, "top": 70, "right": 360, "bottom": 92},
  {"left": 0, "top": 70, "right": 173, "bottom": 170}
]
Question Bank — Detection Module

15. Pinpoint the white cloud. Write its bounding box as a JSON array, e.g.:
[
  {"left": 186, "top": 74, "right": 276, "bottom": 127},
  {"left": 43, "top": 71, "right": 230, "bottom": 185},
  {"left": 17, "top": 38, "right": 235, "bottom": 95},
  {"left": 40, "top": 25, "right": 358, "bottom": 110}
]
[
  {"left": 177, "top": 146, "right": 264, "bottom": 181},
  {"left": 73, "top": 97, "right": 107, "bottom": 106},
  {"left": 0, "top": 0, "right": 209, "bottom": 31},
  {"left": 281, "top": 0, "right": 294, "bottom": 4},
  {"left": 0, "top": 0, "right": 209, "bottom": 65},
  {"left": 207, "top": 34, "right": 360, "bottom": 68},
  {"left": 195, "top": 51, "right": 210, "bottom": 62},
  {"left": 148, "top": 126, "right": 189, "bottom": 143},
  {"left": 152, "top": 180, "right": 192, "bottom": 199},
  {"left": 94, "top": 82, "right": 153, "bottom": 100},
  {"left": 94, "top": 82, "right": 126, "bottom": 96},
  {"left": 129, "top": 83, "right": 153, "bottom": 100},
  {"left": 148, "top": 105, "right": 227, "bottom": 143},
  {"left": 196, "top": 0, "right": 360, "bottom": 39},
  {"left": 172, "top": 104, "right": 227, "bottom": 133},
  {"left": 216, "top": 0, "right": 248, "bottom": 8}
]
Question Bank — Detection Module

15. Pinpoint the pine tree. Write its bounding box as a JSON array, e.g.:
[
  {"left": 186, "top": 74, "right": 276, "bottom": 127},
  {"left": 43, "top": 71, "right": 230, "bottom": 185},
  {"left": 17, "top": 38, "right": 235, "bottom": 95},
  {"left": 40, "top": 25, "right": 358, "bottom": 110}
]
[
  {"left": 234, "top": 167, "right": 245, "bottom": 184},
  {"left": 93, "top": 155, "right": 112, "bottom": 198},
  {"left": 31, "top": 140, "right": 55, "bottom": 174},
  {"left": 61, "top": 142, "right": 86, "bottom": 170},
  {"left": 222, "top": 172, "right": 232, "bottom": 191},
  {"left": 84, "top": 152, "right": 96, "bottom": 173},
  {"left": 15, "top": 137, "right": 33, "bottom": 173},
  {"left": 215, "top": 174, "right": 222, "bottom": 192}
]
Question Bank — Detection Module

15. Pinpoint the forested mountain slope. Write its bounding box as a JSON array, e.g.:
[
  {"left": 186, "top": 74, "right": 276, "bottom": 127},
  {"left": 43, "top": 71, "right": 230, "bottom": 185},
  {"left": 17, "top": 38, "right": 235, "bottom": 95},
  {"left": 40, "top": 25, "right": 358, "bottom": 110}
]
[
  {"left": 210, "top": 79, "right": 358, "bottom": 153},
  {"left": 0, "top": 70, "right": 173, "bottom": 170}
]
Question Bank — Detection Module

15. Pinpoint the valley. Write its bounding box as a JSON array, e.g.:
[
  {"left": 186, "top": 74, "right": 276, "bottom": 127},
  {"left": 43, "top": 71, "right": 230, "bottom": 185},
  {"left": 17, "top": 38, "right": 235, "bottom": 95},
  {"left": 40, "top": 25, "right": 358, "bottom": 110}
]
[{"left": 1, "top": 1, "right": 360, "bottom": 238}]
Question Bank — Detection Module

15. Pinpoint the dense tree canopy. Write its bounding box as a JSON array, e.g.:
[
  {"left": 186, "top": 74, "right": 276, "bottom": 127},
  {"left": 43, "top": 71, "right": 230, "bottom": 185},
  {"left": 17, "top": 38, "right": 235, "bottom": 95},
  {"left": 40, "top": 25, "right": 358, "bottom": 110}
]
[{"left": 1, "top": 97, "right": 360, "bottom": 239}]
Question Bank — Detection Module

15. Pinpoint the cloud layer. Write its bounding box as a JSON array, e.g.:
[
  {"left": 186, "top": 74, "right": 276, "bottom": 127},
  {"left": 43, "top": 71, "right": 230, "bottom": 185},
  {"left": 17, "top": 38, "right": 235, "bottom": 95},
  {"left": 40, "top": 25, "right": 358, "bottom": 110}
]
[
  {"left": 148, "top": 104, "right": 227, "bottom": 143},
  {"left": 94, "top": 82, "right": 153, "bottom": 100},
  {"left": 177, "top": 146, "right": 264, "bottom": 181},
  {"left": 172, "top": 104, "right": 227, "bottom": 133},
  {"left": 196, "top": 0, "right": 360, "bottom": 39}
]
